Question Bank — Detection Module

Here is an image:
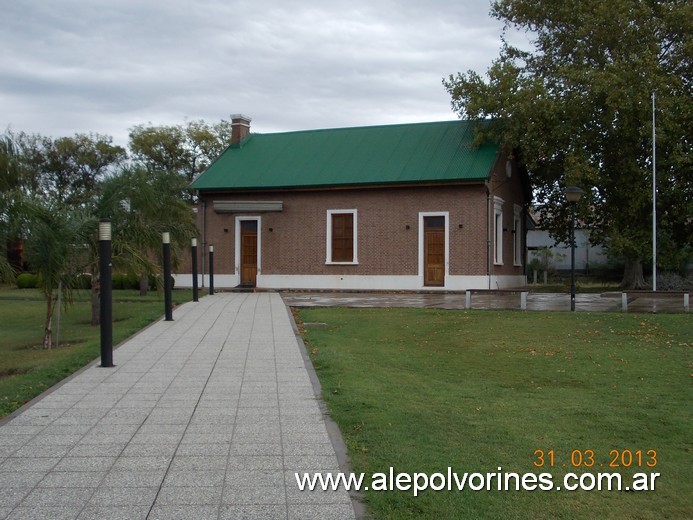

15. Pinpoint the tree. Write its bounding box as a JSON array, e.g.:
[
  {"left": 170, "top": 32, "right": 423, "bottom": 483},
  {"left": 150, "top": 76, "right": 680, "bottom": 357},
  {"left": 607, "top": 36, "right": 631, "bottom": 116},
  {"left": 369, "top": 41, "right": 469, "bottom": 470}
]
[
  {"left": 129, "top": 118, "right": 231, "bottom": 185},
  {"left": 88, "top": 165, "right": 197, "bottom": 324},
  {"left": 21, "top": 202, "right": 95, "bottom": 349},
  {"left": 444, "top": 0, "right": 692, "bottom": 288},
  {"left": 16, "top": 132, "right": 127, "bottom": 206},
  {"left": 0, "top": 134, "right": 23, "bottom": 282}
]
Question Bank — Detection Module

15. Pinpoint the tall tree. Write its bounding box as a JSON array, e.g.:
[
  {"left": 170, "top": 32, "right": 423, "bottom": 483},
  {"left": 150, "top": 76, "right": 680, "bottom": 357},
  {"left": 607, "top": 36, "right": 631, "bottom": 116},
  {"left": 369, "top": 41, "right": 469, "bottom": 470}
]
[
  {"left": 129, "top": 118, "right": 232, "bottom": 185},
  {"left": 444, "top": 0, "right": 692, "bottom": 288},
  {"left": 15, "top": 132, "right": 127, "bottom": 207}
]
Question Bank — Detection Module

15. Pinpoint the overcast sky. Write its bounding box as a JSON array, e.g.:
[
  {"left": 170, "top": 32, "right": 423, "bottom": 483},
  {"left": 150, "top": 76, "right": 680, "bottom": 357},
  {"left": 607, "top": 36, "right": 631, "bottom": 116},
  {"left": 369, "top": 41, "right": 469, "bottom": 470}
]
[{"left": 1, "top": 0, "right": 515, "bottom": 147}]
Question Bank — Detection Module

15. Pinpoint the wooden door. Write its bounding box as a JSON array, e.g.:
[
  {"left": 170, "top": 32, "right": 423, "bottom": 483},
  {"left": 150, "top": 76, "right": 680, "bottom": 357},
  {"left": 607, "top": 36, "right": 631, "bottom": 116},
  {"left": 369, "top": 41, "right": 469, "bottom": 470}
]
[
  {"left": 240, "top": 220, "right": 258, "bottom": 286},
  {"left": 424, "top": 216, "right": 445, "bottom": 287}
]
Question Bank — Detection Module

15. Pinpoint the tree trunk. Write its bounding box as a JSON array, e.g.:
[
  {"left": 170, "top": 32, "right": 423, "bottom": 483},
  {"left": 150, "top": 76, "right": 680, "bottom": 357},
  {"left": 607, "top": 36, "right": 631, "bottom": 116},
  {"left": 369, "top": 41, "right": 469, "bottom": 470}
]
[
  {"left": 91, "top": 272, "right": 100, "bottom": 326},
  {"left": 620, "top": 258, "right": 647, "bottom": 289},
  {"left": 43, "top": 294, "right": 54, "bottom": 349},
  {"left": 139, "top": 273, "right": 148, "bottom": 296}
]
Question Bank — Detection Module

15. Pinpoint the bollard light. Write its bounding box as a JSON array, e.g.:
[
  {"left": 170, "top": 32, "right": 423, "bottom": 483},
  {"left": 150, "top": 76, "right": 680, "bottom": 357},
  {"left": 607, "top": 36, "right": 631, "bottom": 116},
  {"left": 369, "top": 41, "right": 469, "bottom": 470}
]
[
  {"left": 163, "top": 232, "right": 173, "bottom": 321},
  {"left": 191, "top": 238, "right": 199, "bottom": 302},
  {"left": 209, "top": 245, "right": 215, "bottom": 295},
  {"left": 99, "top": 219, "right": 114, "bottom": 367}
]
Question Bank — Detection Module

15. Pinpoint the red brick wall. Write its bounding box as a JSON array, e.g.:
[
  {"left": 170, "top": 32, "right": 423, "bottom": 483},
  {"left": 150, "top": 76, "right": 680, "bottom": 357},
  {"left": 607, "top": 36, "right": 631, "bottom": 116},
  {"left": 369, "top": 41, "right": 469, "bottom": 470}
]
[
  {"left": 192, "top": 182, "right": 525, "bottom": 278},
  {"left": 487, "top": 152, "right": 528, "bottom": 276}
]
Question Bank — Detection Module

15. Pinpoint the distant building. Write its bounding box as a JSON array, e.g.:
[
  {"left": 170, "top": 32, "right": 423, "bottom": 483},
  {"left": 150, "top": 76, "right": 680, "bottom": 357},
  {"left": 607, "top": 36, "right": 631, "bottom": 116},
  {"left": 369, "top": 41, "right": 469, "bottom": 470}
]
[{"left": 527, "top": 225, "right": 608, "bottom": 273}]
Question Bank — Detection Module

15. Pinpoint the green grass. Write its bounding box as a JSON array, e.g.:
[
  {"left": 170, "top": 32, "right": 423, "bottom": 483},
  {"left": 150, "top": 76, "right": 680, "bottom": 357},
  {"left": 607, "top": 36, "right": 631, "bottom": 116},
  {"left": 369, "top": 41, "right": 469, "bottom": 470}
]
[
  {"left": 0, "top": 287, "right": 194, "bottom": 418},
  {"left": 298, "top": 308, "right": 692, "bottom": 520}
]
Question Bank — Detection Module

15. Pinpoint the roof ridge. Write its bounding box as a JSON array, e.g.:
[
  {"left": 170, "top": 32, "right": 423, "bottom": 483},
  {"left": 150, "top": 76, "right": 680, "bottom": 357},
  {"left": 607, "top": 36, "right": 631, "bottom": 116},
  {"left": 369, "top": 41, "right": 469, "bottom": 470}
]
[{"left": 251, "top": 119, "right": 465, "bottom": 137}]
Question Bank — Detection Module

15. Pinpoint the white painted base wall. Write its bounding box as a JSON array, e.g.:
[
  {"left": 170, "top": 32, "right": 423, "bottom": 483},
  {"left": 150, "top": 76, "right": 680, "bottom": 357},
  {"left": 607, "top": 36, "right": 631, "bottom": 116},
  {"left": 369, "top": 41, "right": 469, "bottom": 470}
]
[{"left": 173, "top": 273, "right": 527, "bottom": 291}]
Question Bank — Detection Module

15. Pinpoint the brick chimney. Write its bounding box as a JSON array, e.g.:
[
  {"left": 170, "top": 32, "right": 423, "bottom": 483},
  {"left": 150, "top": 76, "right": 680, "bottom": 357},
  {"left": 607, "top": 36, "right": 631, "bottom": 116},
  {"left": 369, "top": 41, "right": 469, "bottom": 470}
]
[{"left": 230, "top": 114, "right": 251, "bottom": 146}]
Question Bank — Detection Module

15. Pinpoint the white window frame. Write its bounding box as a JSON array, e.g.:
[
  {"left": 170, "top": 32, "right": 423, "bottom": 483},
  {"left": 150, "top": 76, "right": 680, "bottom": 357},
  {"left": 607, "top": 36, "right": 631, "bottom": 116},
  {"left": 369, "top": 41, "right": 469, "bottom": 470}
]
[
  {"left": 513, "top": 204, "right": 522, "bottom": 266},
  {"left": 326, "top": 209, "right": 358, "bottom": 264},
  {"left": 494, "top": 197, "right": 504, "bottom": 265}
]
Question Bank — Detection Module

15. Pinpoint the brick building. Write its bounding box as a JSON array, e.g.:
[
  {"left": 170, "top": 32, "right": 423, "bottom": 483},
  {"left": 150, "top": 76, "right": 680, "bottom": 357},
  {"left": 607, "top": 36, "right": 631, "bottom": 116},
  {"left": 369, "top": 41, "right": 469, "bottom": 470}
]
[{"left": 181, "top": 116, "right": 531, "bottom": 291}]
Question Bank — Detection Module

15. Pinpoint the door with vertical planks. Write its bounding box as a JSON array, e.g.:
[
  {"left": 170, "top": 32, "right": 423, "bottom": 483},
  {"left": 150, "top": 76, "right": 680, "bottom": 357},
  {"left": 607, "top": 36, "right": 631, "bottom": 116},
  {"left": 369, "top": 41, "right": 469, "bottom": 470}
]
[
  {"left": 424, "top": 216, "right": 445, "bottom": 287},
  {"left": 240, "top": 220, "right": 258, "bottom": 286}
]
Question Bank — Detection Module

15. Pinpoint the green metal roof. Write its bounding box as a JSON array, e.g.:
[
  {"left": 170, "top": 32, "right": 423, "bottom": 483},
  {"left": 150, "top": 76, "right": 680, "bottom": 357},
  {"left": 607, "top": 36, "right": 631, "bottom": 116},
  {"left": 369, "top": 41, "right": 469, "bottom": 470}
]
[{"left": 191, "top": 120, "right": 498, "bottom": 191}]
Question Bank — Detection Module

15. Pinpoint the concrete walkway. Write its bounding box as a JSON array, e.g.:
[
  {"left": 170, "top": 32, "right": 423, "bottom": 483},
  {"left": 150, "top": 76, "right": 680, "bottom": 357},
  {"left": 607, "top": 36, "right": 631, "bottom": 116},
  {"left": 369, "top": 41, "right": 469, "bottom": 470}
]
[{"left": 0, "top": 293, "right": 356, "bottom": 520}]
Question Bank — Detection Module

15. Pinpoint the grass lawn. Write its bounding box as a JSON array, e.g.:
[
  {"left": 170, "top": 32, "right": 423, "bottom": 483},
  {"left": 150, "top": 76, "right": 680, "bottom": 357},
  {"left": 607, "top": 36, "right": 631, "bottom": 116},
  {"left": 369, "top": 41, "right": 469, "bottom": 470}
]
[
  {"left": 0, "top": 287, "right": 193, "bottom": 418},
  {"left": 298, "top": 308, "right": 692, "bottom": 520}
]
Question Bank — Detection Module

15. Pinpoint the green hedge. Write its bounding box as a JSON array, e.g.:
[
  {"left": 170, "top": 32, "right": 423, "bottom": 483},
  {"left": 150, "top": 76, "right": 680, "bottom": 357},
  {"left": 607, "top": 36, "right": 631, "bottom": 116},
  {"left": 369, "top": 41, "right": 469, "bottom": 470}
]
[{"left": 16, "top": 273, "right": 39, "bottom": 289}]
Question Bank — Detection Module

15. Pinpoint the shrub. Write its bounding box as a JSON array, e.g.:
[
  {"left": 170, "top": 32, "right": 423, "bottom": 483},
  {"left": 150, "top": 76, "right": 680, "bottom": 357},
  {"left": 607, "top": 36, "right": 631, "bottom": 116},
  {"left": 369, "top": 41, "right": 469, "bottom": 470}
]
[
  {"left": 76, "top": 273, "right": 92, "bottom": 290},
  {"left": 125, "top": 273, "right": 141, "bottom": 290},
  {"left": 16, "top": 273, "right": 39, "bottom": 289},
  {"left": 648, "top": 272, "right": 693, "bottom": 291},
  {"left": 111, "top": 273, "right": 126, "bottom": 290}
]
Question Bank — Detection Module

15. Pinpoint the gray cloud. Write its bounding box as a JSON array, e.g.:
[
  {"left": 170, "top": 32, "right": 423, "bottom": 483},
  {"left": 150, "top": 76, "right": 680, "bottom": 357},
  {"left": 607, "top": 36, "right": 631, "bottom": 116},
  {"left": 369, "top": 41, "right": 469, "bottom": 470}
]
[{"left": 1, "top": 0, "right": 508, "bottom": 146}]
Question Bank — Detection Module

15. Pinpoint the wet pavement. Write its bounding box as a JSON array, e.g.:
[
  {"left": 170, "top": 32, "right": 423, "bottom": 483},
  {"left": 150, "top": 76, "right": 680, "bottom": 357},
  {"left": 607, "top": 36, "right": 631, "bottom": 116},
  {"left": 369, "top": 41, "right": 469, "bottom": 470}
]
[{"left": 282, "top": 291, "right": 691, "bottom": 313}]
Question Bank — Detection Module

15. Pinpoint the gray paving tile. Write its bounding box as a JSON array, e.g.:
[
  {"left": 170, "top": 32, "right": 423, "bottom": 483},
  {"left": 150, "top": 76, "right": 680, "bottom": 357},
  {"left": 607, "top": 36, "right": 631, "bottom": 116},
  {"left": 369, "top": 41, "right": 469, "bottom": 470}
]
[
  {"left": 77, "top": 505, "right": 151, "bottom": 520},
  {"left": 0, "top": 487, "right": 32, "bottom": 508},
  {"left": 7, "top": 506, "right": 82, "bottom": 520},
  {"left": 226, "top": 455, "right": 284, "bottom": 471},
  {"left": 37, "top": 471, "right": 106, "bottom": 488},
  {"left": 26, "top": 434, "right": 84, "bottom": 446},
  {"left": 111, "top": 456, "right": 171, "bottom": 471},
  {"left": 120, "top": 443, "right": 179, "bottom": 458},
  {"left": 0, "top": 471, "right": 47, "bottom": 488},
  {"left": 288, "top": 503, "right": 356, "bottom": 520},
  {"left": 155, "top": 485, "right": 223, "bottom": 505},
  {"left": 20, "top": 487, "right": 95, "bottom": 507},
  {"left": 12, "top": 444, "right": 74, "bottom": 458},
  {"left": 180, "top": 432, "right": 234, "bottom": 444},
  {"left": 284, "top": 455, "right": 340, "bottom": 471},
  {"left": 0, "top": 457, "right": 60, "bottom": 472},
  {"left": 54, "top": 456, "right": 117, "bottom": 472},
  {"left": 169, "top": 455, "right": 228, "bottom": 471},
  {"left": 163, "top": 469, "right": 226, "bottom": 487},
  {"left": 67, "top": 443, "right": 128, "bottom": 457},
  {"left": 78, "top": 433, "right": 133, "bottom": 445},
  {"left": 87, "top": 486, "right": 159, "bottom": 506},
  {"left": 219, "top": 504, "right": 287, "bottom": 520},
  {"left": 148, "top": 505, "right": 219, "bottom": 520},
  {"left": 222, "top": 484, "right": 285, "bottom": 505},
  {"left": 101, "top": 469, "right": 166, "bottom": 488},
  {"left": 129, "top": 432, "right": 184, "bottom": 445},
  {"left": 225, "top": 470, "right": 284, "bottom": 488}
]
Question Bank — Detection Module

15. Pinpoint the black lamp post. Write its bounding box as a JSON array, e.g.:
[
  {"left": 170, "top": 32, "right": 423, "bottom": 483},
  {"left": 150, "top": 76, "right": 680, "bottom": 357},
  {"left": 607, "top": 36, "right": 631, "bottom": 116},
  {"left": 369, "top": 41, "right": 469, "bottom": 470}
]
[
  {"left": 191, "top": 238, "right": 199, "bottom": 302},
  {"left": 99, "top": 219, "right": 114, "bottom": 367},
  {"left": 208, "top": 245, "right": 214, "bottom": 295},
  {"left": 566, "top": 186, "right": 584, "bottom": 311},
  {"left": 163, "top": 232, "right": 173, "bottom": 321}
]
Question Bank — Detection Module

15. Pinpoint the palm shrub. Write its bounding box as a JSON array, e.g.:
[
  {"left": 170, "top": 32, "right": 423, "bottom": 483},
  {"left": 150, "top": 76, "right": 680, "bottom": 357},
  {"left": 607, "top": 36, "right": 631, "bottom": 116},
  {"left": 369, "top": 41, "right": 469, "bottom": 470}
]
[{"left": 22, "top": 202, "right": 95, "bottom": 348}]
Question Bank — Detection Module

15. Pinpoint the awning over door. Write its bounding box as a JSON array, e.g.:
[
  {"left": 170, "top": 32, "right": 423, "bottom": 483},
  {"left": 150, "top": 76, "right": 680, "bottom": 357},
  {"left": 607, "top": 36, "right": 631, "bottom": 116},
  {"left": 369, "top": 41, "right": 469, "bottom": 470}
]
[{"left": 213, "top": 201, "right": 283, "bottom": 213}]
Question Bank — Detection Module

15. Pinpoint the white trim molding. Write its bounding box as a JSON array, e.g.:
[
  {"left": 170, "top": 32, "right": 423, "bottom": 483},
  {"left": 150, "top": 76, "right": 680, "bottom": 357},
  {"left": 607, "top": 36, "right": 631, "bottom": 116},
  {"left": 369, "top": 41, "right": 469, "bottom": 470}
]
[
  {"left": 513, "top": 204, "right": 523, "bottom": 267},
  {"left": 234, "top": 216, "right": 262, "bottom": 278},
  {"left": 326, "top": 209, "right": 358, "bottom": 264},
  {"left": 418, "top": 211, "right": 450, "bottom": 287},
  {"left": 173, "top": 273, "right": 528, "bottom": 291},
  {"left": 494, "top": 196, "right": 504, "bottom": 265}
]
